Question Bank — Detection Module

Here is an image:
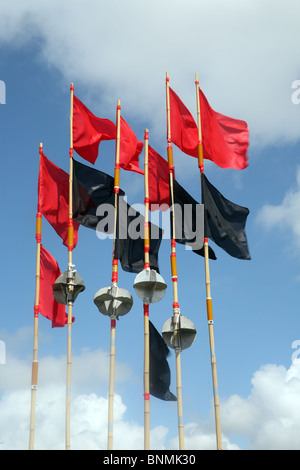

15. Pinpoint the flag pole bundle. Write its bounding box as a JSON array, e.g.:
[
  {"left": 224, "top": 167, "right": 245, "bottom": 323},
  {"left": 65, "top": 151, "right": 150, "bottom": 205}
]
[
  {"left": 133, "top": 130, "right": 167, "bottom": 450},
  {"left": 51, "top": 83, "right": 85, "bottom": 450},
  {"left": 29, "top": 139, "right": 84, "bottom": 450},
  {"left": 108, "top": 99, "right": 121, "bottom": 451},
  {"left": 166, "top": 72, "right": 250, "bottom": 450},
  {"left": 65, "top": 83, "right": 74, "bottom": 451},
  {"left": 194, "top": 73, "right": 222, "bottom": 450},
  {"left": 143, "top": 130, "right": 151, "bottom": 449},
  {"left": 93, "top": 100, "right": 133, "bottom": 450},
  {"left": 29, "top": 142, "right": 43, "bottom": 450},
  {"left": 165, "top": 72, "right": 188, "bottom": 450}
]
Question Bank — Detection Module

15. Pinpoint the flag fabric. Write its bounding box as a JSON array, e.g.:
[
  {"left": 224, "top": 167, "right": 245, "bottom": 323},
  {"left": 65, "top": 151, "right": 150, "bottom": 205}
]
[
  {"left": 38, "top": 153, "right": 79, "bottom": 248},
  {"left": 73, "top": 95, "right": 116, "bottom": 164},
  {"left": 172, "top": 179, "right": 205, "bottom": 255},
  {"left": 114, "top": 196, "right": 163, "bottom": 274},
  {"left": 201, "top": 173, "right": 251, "bottom": 260},
  {"left": 149, "top": 320, "right": 176, "bottom": 401},
  {"left": 169, "top": 87, "right": 199, "bottom": 158},
  {"left": 39, "top": 245, "right": 70, "bottom": 327},
  {"left": 72, "top": 159, "right": 162, "bottom": 273},
  {"left": 73, "top": 158, "right": 124, "bottom": 230},
  {"left": 199, "top": 89, "right": 249, "bottom": 170},
  {"left": 73, "top": 95, "right": 144, "bottom": 173},
  {"left": 148, "top": 145, "right": 169, "bottom": 210},
  {"left": 148, "top": 146, "right": 216, "bottom": 259},
  {"left": 119, "top": 117, "right": 144, "bottom": 175},
  {"left": 169, "top": 86, "right": 249, "bottom": 170}
]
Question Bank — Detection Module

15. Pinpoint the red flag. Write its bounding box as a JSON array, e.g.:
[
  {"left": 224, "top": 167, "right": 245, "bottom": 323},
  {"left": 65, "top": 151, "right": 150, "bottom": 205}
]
[
  {"left": 148, "top": 146, "right": 169, "bottom": 210},
  {"left": 73, "top": 95, "right": 116, "bottom": 164},
  {"left": 120, "top": 117, "right": 144, "bottom": 175},
  {"left": 39, "top": 245, "right": 70, "bottom": 328},
  {"left": 199, "top": 89, "right": 249, "bottom": 170},
  {"left": 169, "top": 87, "right": 249, "bottom": 170},
  {"left": 73, "top": 95, "right": 144, "bottom": 173},
  {"left": 38, "top": 153, "right": 79, "bottom": 248},
  {"left": 169, "top": 87, "right": 198, "bottom": 158}
]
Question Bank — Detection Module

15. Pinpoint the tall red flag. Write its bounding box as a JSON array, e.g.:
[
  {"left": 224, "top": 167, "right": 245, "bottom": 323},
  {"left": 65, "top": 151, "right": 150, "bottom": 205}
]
[
  {"left": 73, "top": 95, "right": 144, "bottom": 173},
  {"left": 148, "top": 146, "right": 169, "bottom": 210},
  {"left": 169, "top": 87, "right": 249, "bottom": 170},
  {"left": 38, "top": 153, "right": 79, "bottom": 248},
  {"left": 39, "top": 245, "right": 70, "bottom": 328},
  {"left": 199, "top": 89, "right": 249, "bottom": 170},
  {"left": 120, "top": 117, "right": 144, "bottom": 175},
  {"left": 73, "top": 95, "right": 116, "bottom": 164},
  {"left": 169, "top": 87, "right": 198, "bottom": 158}
]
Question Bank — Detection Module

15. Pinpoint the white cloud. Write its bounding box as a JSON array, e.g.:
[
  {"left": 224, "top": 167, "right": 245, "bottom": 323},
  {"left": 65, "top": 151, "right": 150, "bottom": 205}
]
[
  {"left": 221, "top": 361, "right": 300, "bottom": 450},
  {"left": 257, "top": 167, "right": 300, "bottom": 249},
  {"left": 0, "top": 0, "right": 299, "bottom": 148},
  {"left": 1, "top": 333, "right": 300, "bottom": 450}
]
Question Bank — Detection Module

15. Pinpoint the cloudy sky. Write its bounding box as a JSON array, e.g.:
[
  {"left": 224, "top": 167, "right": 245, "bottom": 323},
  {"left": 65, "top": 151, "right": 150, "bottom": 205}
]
[{"left": 1, "top": 0, "right": 300, "bottom": 451}]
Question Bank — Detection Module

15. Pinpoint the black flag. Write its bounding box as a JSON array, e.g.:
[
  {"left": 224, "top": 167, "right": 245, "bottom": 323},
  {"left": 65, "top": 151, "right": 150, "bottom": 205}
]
[
  {"left": 201, "top": 173, "right": 251, "bottom": 260},
  {"left": 173, "top": 180, "right": 217, "bottom": 260},
  {"left": 73, "top": 158, "right": 124, "bottom": 230},
  {"left": 114, "top": 196, "right": 163, "bottom": 274},
  {"left": 73, "top": 158, "right": 163, "bottom": 273},
  {"left": 149, "top": 320, "right": 176, "bottom": 401}
]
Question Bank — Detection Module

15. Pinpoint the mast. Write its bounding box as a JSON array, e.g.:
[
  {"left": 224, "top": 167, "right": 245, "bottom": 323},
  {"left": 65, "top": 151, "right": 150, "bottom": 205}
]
[{"left": 195, "top": 73, "right": 222, "bottom": 450}]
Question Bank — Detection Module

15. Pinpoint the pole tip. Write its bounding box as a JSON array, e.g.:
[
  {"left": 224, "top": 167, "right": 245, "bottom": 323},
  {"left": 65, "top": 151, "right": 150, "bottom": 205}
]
[
  {"left": 39, "top": 142, "right": 43, "bottom": 153},
  {"left": 70, "top": 83, "right": 74, "bottom": 91}
]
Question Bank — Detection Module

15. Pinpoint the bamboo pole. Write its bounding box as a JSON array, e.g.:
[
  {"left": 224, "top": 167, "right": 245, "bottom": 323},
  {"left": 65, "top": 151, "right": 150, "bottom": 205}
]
[
  {"left": 195, "top": 73, "right": 222, "bottom": 450},
  {"left": 65, "top": 83, "right": 75, "bottom": 450},
  {"left": 29, "top": 142, "right": 43, "bottom": 450},
  {"left": 166, "top": 72, "right": 185, "bottom": 450},
  {"left": 107, "top": 317, "right": 116, "bottom": 450},
  {"left": 143, "top": 130, "right": 150, "bottom": 450},
  {"left": 107, "top": 99, "right": 121, "bottom": 450}
]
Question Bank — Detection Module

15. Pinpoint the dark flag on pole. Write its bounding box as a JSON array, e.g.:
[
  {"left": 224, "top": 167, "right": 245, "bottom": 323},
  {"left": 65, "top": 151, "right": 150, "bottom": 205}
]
[
  {"left": 149, "top": 320, "right": 177, "bottom": 401},
  {"left": 148, "top": 146, "right": 216, "bottom": 259},
  {"left": 73, "top": 158, "right": 124, "bottom": 230},
  {"left": 72, "top": 158, "right": 162, "bottom": 273},
  {"left": 114, "top": 196, "right": 163, "bottom": 274},
  {"left": 201, "top": 174, "right": 251, "bottom": 260}
]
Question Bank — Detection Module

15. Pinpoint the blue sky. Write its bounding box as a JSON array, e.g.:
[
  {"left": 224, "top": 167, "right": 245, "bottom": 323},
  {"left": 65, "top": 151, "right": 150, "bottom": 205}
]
[{"left": 1, "top": 0, "right": 300, "bottom": 451}]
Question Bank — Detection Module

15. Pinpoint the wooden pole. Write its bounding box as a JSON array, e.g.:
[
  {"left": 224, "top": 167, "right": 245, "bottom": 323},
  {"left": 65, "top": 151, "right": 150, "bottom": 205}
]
[
  {"left": 29, "top": 142, "right": 43, "bottom": 450},
  {"left": 195, "top": 73, "right": 222, "bottom": 450},
  {"left": 65, "top": 83, "right": 75, "bottom": 450},
  {"left": 166, "top": 72, "right": 185, "bottom": 450},
  {"left": 107, "top": 99, "right": 121, "bottom": 450},
  {"left": 107, "top": 317, "right": 116, "bottom": 450},
  {"left": 143, "top": 130, "right": 150, "bottom": 450}
]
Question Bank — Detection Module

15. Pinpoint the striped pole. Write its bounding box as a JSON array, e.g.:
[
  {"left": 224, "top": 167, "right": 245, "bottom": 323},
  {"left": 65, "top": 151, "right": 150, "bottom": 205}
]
[
  {"left": 143, "top": 130, "right": 151, "bottom": 450},
  {"left": 29, "top": 142, "right": 43, "bottom": 450},
  {"left": 195, "top": 73, "right": 222, "bottom": 450},
  {"left": 65, "top": 83, "right": 75, "bottom": 450},
  {"left": 107, "top": 99, "right": 121, "bottom": 450},
  {"left": 166, "top": 72, "right": 185, "bottom": 450}
]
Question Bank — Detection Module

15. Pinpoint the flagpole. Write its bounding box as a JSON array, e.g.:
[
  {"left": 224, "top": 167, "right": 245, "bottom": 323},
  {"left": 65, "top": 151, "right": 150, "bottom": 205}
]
[
  {"left": 65, "top": 83, "right": 75, "bottom": 451},
  {"left": 195, "top": 73, "right": 222, "bottom": 450},
  {"left": 29, "top": 142, "right": 43, "bottom": 450},
  {"left": 106, "top": 99, "right": 121, "bottom": 451},
  {"left": 166, "top": 72, "right": 185, "bottom": 450},
  {"left": 142, "top": 129, "right": 151, "bottom": 450}
]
